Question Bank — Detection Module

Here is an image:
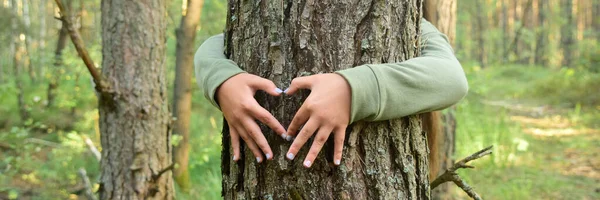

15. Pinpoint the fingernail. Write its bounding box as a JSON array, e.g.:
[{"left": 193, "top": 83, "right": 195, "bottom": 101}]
[
  {"left": 286, "top": 153, "right": 295, "bottom": 160},
  {"left": 304, "top": 160, "right": 312, "bottom": 167},
  {"left": 286, "top": 135, "right": 293, "bottom": 141},
  {"left": 256, "top": 157, "right": 262, "bottom": 163},
  {"left": 232, "top": 155, "right": 238, "bottom": 161},
  {"left": 334, "top": 159, "right": 341, "bottom": 165},
  {"left": 282, "top": 134, "right": 288, "bottom": 140},
  {"left": 283, "top": 88, "right": 289, "bottom": 94},
  {"left": 275, "top": 88, "right": 283, "bottom": 94},
  {"left": 266, "top": 153, "right": 272, "bottom": 160}
]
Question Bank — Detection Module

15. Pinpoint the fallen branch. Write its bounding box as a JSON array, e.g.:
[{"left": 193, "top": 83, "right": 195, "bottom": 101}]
[
  {"left": 431, "top": 145, "right": 493, "bottom": 200},
  {"left": 78, "top": 168, "right": 98, "bottom": 200},
  {"left": 53, "top": 0, "right": 109, "bottom": 94},
  {"left": 24, "top": 138, "right": 61, "bottom": 148}
]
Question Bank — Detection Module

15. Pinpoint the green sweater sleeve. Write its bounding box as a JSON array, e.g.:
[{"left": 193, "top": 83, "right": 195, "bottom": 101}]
[
  {"left": 194, "top": 34, "right": 245, "bottom": 108},
  {"left": 336, "top": 19, "right": 468, "bottom": 122},
  {"left": 194, "top": 19, "right": 468, "bottom": 122}
]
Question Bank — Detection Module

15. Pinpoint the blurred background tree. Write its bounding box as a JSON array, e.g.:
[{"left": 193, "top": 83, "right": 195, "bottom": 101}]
[{"left": 0, "top": 0, "right": 598, "bottom": 199}]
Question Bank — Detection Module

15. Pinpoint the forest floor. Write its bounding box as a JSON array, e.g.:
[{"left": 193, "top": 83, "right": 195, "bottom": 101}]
[{"left": 448, "top": 65, "right": 600, "bottom": 200}]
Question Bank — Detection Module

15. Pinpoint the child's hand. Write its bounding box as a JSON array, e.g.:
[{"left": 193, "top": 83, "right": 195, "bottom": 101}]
[
  {"left": 283, "top": 73, "right": 351, "bottom": 167},
  {"left": 217, "top": 73, "right": 286, "bottom": 163}
]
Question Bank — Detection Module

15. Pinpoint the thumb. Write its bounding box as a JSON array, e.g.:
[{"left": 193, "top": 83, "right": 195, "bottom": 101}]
[
  {"left": 285, "top": 76, "right": 313, "bottom": 95},
  {"left": 248, "top": 76, "right": 282, "bottom": 96}
]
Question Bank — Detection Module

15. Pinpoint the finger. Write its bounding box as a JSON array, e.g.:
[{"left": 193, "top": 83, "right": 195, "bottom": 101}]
[
  {"left": 284, "top": 76, "right": 313, "bottom": 95},
  {"left": 333, "top": 127, "right": 346, "bottom": 166},
  {"left": 249, "top": 106, "right": 287, "bottom": 139},
  {"left": 286, "top": 103, "right": 310, "bottom": 140},
  {"left": 236, "top": 126, "right": 264, "bottom": 163},
  {"left": 303, "top": 126, "right": 333, "bottom": 168},
  {"left": 230, "top": 125, "right": 241, "bottom": 162},
  {"left": 286, "top": 118, "right": 319, "bottom": 160},
  {"left": 241, "top": 118, "right": 274, "bottom": 160},
  {"left": 249, "top": 76, "right": 282, "bottom": 96}
]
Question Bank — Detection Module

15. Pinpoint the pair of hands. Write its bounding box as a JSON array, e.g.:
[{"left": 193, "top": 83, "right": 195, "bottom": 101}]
[{"left": 216, "top": 73, "right": 351, "bottom": 168}]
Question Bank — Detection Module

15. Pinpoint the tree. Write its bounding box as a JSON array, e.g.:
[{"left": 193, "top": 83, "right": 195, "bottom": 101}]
[
  {"left": 98, "top": 0, "right": 173, "bottom": 199},
  {"left": 221, "top": 0, "right": 429, "bottom": 199},
  {"left": 10, "top": 0, "right": 28, "bottom": 121},
  {"left": 534, "top": 0, "right": 548, "bottom": 66},
  {"left": 560, "top": 0, "right": 575, "bottom": 67},
  {"left": 473, "top": 0, "right": 487, "bottom": 68},
  {"left": 595, "top": 0, "right": 600, "bottom": 42},
  {"left": 424, "top": 0, "right": 457, "bottom": 199},
  {"left": 173, "top": 0, "right": 204, "bottom": 192},
  {"left": 47, "top": 0, "right": 70, "bottom": 108}
]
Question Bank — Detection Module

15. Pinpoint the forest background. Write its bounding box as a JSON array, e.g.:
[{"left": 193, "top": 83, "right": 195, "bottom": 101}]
[{"left": 0, "top": 0, "right": 598, "bottom": 199}]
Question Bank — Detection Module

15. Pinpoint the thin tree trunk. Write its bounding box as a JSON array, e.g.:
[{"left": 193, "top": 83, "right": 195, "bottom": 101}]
[
  {"left": 98, "top": 0, "right": 173, "bottom": 199},
  {"left": 11, "top": 0, "right": 28, "bottom": 121},
  {"left": 423, "top": 1, "right": 457, "bottom": 199},
  {"left": 534, "top": 0, "right": 548, "bottom": 66},
  {"left": 172, "top": 0, "right": 204, "bottom": 192},
  {"left": 474, "top": 0, "right": 487, "bottom": 68},
  {"left": 561, "top": 0, "right": 575, "bottom": 67},
  {"left": 595, "top": 0, "right": 600, "bottom": 42},
  {"left": 222, "top": 0, "right": 429, "bottom": 199},
  {"left": 21, "top": 0, "right": 35, "bottom": 82},
  {"left": 501, "top": 0, "right": 508, "bottom": 63},
  {"left": 47, "top": 0, "right": 70, "bottom": 108},
  {"left": 37, "top": 0, "right": 47, "bottom": 80}
]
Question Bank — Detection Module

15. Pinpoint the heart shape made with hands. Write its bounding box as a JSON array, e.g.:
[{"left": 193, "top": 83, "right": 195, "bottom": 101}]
[{"left": 218, "top": 73, "right": 351, "bottom": 168}]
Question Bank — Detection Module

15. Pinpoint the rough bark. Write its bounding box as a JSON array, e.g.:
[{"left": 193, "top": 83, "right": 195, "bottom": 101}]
[
  {"left": 423, "top": 1, "right": 457, "bottom": 199},
  {"left": 560, "top": 0, "right": 575, "bottom": 67},
  {"left": 98, "top": 0, "right": 173, "bottom": 199},
  {"left": 222, "top": 0, "right": 429, "bottom": 199},
  {"left": 534, "top": 0, "right": 547, "bottom": 66},
  {"left": 173, "top": 0, "right": 204, "bottom": 192}
]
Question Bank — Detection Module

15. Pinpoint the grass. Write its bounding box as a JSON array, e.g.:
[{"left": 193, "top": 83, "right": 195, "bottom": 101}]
[{"left": 1, "top": 63, "right": 599, "bottom": 199}]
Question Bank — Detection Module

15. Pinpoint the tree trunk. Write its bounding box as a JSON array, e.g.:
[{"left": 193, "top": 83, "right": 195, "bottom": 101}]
[
  {"left": 534, "top": 0, "right": 547, "bottom": 66},
  {"left": 222, "top": 0, "right": 429, "bottom": 199},
  {"left": 173, "top": 0, "right": 204, "bottom": 192},
  {"left": 473, "top": 0, "right": 486, "bottom": 68},
  {"left": 561, "top": 0, "right": 575, "bottom": 67},
  {"left": 21, "top": 0, "right": 35, "bottom": 82},
  {"left": 47, "top": 0, "right": 70, "bottom": 108},
  {"left": 594, "top": 0, "right": 600, "bottom": 42},
  {"left": 11, "top": 0, "right": 28, "bottom": 121},
  {"left": 37, "top": 0, "right": 47, "bottom": 81},
  {"left": 423, "top": 1, "right": 456, "bottom": 199},
  {"left": 98, "top": 0, "right": 173, "bottom": 199}
]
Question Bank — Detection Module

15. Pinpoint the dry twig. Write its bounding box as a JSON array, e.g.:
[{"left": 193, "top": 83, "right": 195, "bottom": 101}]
[
  {"left": 78, "top": 168, "right": 98, "bottom": 200},
  {"left": 430, "top": 145, "right": 493, "bottom": 200}
]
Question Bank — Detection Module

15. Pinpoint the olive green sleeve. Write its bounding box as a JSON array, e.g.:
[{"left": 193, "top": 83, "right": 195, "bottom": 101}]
[
  {"left": 194, "top": 34, "right": 245, "bottom": 109},
  {"left": 194, "top": 19, "right": 468, "bottom": 122},
  {"left": 336, "top": 19, "right": 468, "bottom": 122}
]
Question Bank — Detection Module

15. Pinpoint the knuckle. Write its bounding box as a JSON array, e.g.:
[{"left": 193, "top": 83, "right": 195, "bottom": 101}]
[
  {"left": 240, "top": 100, "right": 254, "bottom": 111},
  {"left": 315, "top": 135, "right": 328, "bottom": 145}
]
